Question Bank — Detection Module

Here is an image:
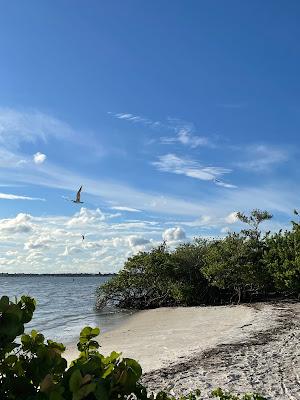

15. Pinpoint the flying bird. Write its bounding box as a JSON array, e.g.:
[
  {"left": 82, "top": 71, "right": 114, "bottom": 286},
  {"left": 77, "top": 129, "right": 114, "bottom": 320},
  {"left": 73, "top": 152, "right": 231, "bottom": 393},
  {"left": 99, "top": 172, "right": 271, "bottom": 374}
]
[
  {"left": 82, "top": 234, "right": 85, "bottom": 241},
  {"left": 62, "top": 186, "right": 84, "bottom": 204},
  {"left": 73, "top": 186, "right": 83, "bottom": 204}
]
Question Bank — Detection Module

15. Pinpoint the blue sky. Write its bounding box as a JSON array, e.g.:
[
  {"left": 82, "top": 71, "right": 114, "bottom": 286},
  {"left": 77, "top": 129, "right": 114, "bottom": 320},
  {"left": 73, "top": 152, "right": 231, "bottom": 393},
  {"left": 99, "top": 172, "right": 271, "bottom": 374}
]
[{"left": 0, "top": 1, "right": 299, "bottom": 273}]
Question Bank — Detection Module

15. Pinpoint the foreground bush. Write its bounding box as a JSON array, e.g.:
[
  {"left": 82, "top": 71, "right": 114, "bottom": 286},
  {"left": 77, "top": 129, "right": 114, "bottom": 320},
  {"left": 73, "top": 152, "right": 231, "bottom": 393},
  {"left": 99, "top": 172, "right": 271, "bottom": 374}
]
[
  {"left": 0, "top": 295, "right": 266, "bottom": 400},
  {"left": 97, "top": 209, "right": 300, "bottom": 309}
]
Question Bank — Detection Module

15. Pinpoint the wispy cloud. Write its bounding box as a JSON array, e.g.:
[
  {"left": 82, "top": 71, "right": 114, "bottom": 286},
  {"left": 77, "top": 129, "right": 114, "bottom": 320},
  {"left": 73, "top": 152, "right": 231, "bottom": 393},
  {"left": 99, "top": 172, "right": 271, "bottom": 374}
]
[
  {"left": 214, "top": 179, "right": 237, "bottom": 189},
  {"left": 108, "top": 112, "right": 161, "bottom": 128},
  {"left": 109, "top": 112, "right": 213, "bottom": 148},
  {"left": 0, "top": 107, "right": 73, "bottom": 148},
  {"left": 161, "top": 127, "right": 210, "bottom": 148},
  {"left": 111, "top": 206, "right": 142, "bottom": 213},
  {"left": 236, "top": 145, "right": 288, "bottom": 172},
  {"left": 152, "top": 154, "right": 235, "bottom": 187},
  {"left": 0, "top": 107, "right": 105, "bottom": 160},
  {"left": 0, "top": 193, "right": 45, "bottom": 201}
]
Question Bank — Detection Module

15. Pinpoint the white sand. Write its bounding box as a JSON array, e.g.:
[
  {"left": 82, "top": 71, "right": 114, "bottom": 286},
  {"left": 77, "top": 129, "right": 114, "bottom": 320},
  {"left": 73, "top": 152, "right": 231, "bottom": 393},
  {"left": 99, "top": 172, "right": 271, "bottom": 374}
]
[
  {"left": 65, "top": 305, "right": 255, "bottom": 371},
  {"left": 65, "top": 302, "right": 300, "bottom": 399}
]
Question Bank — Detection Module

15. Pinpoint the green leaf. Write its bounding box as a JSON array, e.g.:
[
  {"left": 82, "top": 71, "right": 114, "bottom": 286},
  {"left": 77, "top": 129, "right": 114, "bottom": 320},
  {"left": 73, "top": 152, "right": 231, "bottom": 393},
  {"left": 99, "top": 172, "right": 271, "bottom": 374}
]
[
  {"left": 94, "top": 383, "right": 109, "bottom": 400},
  {"left": 73, "top": 382, "right": 96, "bottom": 400},
  {"left": 101, "top": 363, "right": 114, "bottom": 378},
  {"left": 104, "top": 351, "right": 121, "bottom": 364},
  {"left": 69, "top": 369, "right": 82, "bottom": 392},
  {"left": 0, "top": 295, "right": 9, "bottom": 310},
  {"left": 88, "top": 340, "right": 100, "bottom": 350},
  {"left": 125, "top": 358, "right": 142, "bottom": 380}
]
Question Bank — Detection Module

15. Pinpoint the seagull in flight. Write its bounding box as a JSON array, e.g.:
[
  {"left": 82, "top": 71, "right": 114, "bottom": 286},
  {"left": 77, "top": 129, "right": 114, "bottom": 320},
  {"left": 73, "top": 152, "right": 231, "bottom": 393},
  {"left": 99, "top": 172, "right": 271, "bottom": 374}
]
[
  {"left": 82, "top": 234, "right": 85, "bottom": 241},
  {"left": 73, "top": 186, "right": 83, "bottom": 204},
  {"left": 62, "top": 186, "right": 84, "bottom": 204}
]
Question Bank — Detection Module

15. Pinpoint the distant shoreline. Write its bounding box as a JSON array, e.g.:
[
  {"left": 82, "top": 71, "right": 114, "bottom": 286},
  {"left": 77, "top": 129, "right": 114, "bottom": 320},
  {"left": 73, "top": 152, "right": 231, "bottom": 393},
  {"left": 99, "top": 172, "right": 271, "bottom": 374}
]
[{"left": 0, "top": 273, "right": 117, "bottom": 277}]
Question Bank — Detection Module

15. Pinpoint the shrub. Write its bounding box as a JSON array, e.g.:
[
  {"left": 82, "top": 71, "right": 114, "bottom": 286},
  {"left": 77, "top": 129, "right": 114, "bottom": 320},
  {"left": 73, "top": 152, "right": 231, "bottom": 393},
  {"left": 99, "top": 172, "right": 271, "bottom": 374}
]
[
  {"left": 0, "top": 295, "right": 144, "bottom": 400},
  {"left": 97, "top": 244, "right": 185, "bottom": 309},
  {"left": 0, "top": 295, "right": 267, "bottom": 400},
  {"left": 97, "top": 209, "right": 300, "bottom": 309},
  {"left": 263, "top": 212, "right": 300, "bottom": 294}
]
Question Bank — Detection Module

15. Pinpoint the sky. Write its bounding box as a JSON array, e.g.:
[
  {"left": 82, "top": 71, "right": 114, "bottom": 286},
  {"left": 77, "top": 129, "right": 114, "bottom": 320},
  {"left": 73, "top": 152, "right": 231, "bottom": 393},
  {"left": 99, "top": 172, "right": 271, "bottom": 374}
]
[{"left": 0, "top": 0, "right": 299, "bottom": 273}]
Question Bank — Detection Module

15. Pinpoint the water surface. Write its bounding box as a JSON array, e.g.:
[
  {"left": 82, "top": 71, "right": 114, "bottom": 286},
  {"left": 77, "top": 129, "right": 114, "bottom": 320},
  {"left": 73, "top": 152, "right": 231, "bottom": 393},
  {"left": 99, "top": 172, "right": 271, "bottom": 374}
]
[{"left": 0, "top": 275, "right": 133, "bottom": 344}]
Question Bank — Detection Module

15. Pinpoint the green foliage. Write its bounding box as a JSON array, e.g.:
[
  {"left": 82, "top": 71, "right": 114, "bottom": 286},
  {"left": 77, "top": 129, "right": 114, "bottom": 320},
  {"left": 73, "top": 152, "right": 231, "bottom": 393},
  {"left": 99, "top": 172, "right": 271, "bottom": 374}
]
[
  {"left": 211, "top": 388, "right": 266, "bottom": 400},
  {"left": 0, "top": 295, "right": 144, "bottom": 400},
  {"left": 203, "top": 210, "right": 273, "bottom": 303},
  {"left": 263, "top": 214, "right": 300, "bottom": 293},
  {"left": 97, "top": 241, "right": 215, "bottom": 309},
  {"left": 0, "top": 295, "right": 267, "bottom": 400},
  {"left": 98, "top": 209, "right": 300, "bottom": 309}
]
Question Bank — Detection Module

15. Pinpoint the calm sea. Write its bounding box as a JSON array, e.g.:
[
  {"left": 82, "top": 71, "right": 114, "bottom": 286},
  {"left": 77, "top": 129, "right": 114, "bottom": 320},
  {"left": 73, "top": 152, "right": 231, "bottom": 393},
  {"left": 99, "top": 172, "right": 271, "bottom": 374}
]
[{"left": 0, "top": 275, "right": 133, "bottom": 344}]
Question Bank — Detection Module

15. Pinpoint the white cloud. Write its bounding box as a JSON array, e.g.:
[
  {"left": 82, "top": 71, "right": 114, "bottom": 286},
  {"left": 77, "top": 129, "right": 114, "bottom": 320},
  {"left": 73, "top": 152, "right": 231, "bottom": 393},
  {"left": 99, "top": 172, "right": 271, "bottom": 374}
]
[
  {"left": 66, "top": 207, "right": 105, "bottom": 227},
  {"left": 0, "top": 207, "right": 167, "bottom": 273},
  {"left": 16, "top": 159, "right": 28, "bottom": 166},
  {"left": 33, "top": 152, "right": 47, "bottom": 164},
  {"left": 6, "top": 250, "right": 18, "bottom": 256},
  {"left": 60, "top": 246, "right": 83, "bottom": 256},
  {"left": 177, "top": 128, "right": 208, "bottom": 147},
  {"left": 0, "top": 213, "right": 33, "bottom": 233},
  {"left": 214, "top": 179, "right": 237, "bottom": 189},
  {"left": 161, "top": 127, "right": 210, "bottom": 148},
  {"left": 110, "top": 112, "right": 210, "bottom": 149},
  {"left": 162, "top": 226, "right": 186, "bottom": 242},
  {"left": 153, "top": 154, "right": 232, "bottom": 182},
  {"left": 24, "top": 237, "right": 52, "bottom": 251},
  {"left": 0, "top": 192, "right": 45, "bottom": 201},
  {"left": 220, "top": 226, "right": 230, "bottom": 233},
  {"left": 128, "top": 235, "right": 150, "bottom": 247},
  {"left": 225, "top": 211, "right": 239, "bottom": 224},
  {"left": 108, "top": 112, "right": 161, "bottom": 128},
  {"left": 111, "top": 206, "right": 141, "bottom": 213},
  {"left": 112, "top": 112, "right": 212, "bottom": 149},
  {"left": 0, "top": 198, "right": 296, "bottom": 274}
]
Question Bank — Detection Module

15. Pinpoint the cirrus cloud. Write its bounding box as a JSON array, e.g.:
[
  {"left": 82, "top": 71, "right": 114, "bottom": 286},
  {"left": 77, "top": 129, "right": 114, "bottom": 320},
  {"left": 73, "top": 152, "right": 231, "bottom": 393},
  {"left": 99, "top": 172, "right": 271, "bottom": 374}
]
[
  {"left": 0, "top": 192, "right": 45, "bottom": 201},
  {"left": 152, "top": 154, "right": 234, "bottom": 186}
]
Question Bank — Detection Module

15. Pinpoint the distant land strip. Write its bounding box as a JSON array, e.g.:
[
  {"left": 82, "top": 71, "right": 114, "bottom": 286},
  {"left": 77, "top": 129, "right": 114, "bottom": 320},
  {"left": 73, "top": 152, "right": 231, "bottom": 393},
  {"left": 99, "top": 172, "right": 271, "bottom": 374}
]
[{"left": 0, "top": 273, "right": 116, "bottom": 277}]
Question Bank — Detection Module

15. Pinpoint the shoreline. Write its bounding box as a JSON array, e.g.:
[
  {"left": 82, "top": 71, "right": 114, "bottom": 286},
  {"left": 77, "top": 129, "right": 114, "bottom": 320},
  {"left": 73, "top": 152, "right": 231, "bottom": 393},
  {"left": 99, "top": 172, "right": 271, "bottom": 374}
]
[
  {"left": 65, "top": 301, "right": 299, "bottom": 399},
  {"left": 65, "top": 304, "right": 257, "bottom": 369}
]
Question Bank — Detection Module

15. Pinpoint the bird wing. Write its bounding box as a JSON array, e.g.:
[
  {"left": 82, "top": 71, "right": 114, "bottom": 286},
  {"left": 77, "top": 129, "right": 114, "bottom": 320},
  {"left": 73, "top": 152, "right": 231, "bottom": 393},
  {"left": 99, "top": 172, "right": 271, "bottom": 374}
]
[{"left": 76, "top": 186, "right": 82, "bottom": 202}]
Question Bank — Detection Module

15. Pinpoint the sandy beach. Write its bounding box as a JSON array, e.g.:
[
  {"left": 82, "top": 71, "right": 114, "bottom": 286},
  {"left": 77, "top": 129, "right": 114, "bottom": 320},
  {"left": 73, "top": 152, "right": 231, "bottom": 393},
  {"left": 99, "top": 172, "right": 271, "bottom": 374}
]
[{"left": 65, "top": 302, "right": 300, "bottom": 399}]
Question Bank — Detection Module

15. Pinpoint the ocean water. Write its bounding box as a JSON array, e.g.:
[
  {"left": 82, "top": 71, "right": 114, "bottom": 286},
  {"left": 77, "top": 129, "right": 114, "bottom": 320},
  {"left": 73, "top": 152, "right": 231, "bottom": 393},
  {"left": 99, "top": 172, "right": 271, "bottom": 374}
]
[{"left": 0, "top": 275, "right": 133, "bottom": 344}]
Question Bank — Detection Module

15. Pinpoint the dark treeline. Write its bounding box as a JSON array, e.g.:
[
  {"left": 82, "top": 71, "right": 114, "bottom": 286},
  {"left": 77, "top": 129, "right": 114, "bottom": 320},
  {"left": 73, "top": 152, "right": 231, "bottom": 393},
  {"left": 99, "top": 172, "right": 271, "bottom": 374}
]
[{"left": 97, "top": 209, "right": 300, "bottom": 309}]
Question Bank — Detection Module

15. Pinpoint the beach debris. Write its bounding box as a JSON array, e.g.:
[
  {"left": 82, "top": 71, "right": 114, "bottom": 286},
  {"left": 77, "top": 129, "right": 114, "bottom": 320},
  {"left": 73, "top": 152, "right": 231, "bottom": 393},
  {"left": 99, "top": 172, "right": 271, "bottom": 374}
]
[{"left": 240, "top": 323, "right": 252, "bottom": 328}]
